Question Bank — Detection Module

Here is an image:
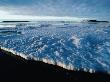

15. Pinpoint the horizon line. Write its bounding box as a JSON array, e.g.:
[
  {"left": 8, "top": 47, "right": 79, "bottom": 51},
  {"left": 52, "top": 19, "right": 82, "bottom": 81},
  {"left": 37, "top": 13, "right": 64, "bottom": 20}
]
[{"left": 0, "top": 15, "right": 109, "bottom": 22}]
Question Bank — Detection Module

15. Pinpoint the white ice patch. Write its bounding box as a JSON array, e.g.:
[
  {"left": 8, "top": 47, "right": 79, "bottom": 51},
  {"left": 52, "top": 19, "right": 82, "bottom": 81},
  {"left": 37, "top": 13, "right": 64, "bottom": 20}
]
[
  {"left": 37, "top": 44, "right": 48, "bottom": 53},
  {"left": 71, "top": 35, "right": 80, "bottom": 48},
  {"left": 89, "top": 69, "right": 94, "bottom": 73},
  {"left": 54, "top": 51, "right": 60, "bottom": 56}
]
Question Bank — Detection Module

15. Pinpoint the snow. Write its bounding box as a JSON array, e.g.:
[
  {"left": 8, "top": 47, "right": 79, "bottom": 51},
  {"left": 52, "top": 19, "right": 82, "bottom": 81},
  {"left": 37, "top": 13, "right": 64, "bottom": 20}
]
[
  {"left": 0, "top": 21, "right": 110, "bottom": 74},
  {"left": 71, "top": 35, "right": 80, "bottom": 48}
]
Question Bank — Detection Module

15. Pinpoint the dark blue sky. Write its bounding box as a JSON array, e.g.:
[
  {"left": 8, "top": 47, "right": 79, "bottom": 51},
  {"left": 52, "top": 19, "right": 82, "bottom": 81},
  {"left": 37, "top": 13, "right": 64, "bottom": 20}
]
[{"left": 0, "top": 0, "right": 110, "bottom": 20}]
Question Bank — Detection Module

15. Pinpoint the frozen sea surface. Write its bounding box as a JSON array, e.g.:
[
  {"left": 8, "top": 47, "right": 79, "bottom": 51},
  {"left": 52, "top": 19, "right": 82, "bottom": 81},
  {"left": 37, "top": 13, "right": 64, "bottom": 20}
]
[{"left": 0, "top": 21, "right": 110, "bottom": 74}]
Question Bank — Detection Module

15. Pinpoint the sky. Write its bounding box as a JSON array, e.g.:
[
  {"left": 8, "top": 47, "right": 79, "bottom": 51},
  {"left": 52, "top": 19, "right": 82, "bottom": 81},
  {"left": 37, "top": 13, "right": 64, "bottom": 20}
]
[{"left": 0, "top": 0, "right": 110, "bottom": 21}]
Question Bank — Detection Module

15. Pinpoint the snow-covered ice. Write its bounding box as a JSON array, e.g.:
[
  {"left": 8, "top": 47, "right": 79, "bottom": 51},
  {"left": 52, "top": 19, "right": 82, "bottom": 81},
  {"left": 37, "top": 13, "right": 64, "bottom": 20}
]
[{"left": 0, "top": 21, "right": 110, "bottom": 74}]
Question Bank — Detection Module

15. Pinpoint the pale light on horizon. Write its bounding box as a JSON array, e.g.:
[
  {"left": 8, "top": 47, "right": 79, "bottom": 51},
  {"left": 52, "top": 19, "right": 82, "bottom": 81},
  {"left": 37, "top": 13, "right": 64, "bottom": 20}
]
[
  {"left": 0, "top": 10, "right": 88, "bottom": 22},
  {"left": 0, "top": 10, "right": 10, "bottom": 15},
  {"left": 0, "top": 15, "right": 88, "bottom": 22}
]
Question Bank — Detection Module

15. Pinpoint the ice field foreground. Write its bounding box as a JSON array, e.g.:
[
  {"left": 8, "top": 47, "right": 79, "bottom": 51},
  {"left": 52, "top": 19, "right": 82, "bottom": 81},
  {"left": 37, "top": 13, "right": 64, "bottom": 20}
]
[{"left": 0, "top": 21, "right": 110, "bottom": 74}]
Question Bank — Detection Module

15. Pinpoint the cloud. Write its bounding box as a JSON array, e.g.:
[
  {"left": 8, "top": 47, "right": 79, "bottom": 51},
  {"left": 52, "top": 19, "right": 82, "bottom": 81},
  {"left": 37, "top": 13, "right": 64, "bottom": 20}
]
[
  {"left": 0, "top": 10, "right": 10, "bottom": 15},
  {"left": 0, "top": 0, "right": 110, "bottom": 20}
]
